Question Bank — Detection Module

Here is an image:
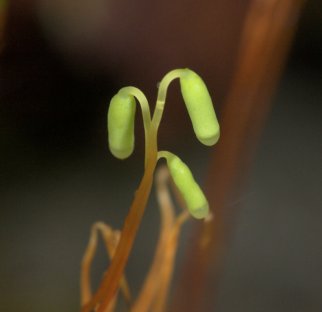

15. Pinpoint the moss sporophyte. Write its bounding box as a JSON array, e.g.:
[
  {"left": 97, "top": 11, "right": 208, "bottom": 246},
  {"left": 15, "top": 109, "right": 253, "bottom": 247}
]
[{"left": 81, "top": 68, "right": 220, "bottom": 312}]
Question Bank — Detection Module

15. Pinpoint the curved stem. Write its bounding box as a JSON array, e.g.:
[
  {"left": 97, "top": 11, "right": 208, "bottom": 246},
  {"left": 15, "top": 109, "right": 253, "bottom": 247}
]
[
  {"left": 151, "top": 69, "right": 185, "bottom": 132},
  {"left": 157, "top": 150, "right": 176, "bottom": 162},
  {"left": 119, "top": 86, "right": 152, "bottom": 165}
]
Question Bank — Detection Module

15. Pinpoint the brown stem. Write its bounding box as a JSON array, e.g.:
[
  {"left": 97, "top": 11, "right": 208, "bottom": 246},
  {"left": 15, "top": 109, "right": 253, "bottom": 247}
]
[
  {"left": 80, "top": 223, "right": 132, "bottom": 310},
  {"left": 152, "top": 211, "right": 189, "bottom": 312},
  {"left": 81, "top": 131, "right": 158, "bottom": 312},
  {"left": 131, "top": 166, "right": 175, "bottom": 312},
  {"left": 173, "top": 0, "right": 306, "bottom": 310}
]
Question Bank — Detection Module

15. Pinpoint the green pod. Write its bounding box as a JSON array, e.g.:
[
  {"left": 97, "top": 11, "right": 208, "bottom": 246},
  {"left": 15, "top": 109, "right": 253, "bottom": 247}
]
[
  {"left": 180, "top": 69, "right": 220, "bottom": 146},
  {"left": 108, "top": 92, "right": 136, "bottom": 159},
  {"left": 166, "top": 154, "right": 209, "bottom": 219}
]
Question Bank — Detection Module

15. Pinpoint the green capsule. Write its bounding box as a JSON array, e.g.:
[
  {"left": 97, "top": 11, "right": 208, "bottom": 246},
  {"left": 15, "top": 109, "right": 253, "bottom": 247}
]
[
  {"left": 166, "top": 154, "right": 209, "bottom": 219},
  {"left": 108, "top": 92, "right": 136, "bottom": 159},
  {"left": 180, "top": 69, "right": 220, "bottom": 146}
]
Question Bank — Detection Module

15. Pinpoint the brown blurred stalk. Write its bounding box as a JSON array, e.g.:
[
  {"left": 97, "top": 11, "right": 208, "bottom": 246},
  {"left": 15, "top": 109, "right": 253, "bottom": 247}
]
[{"left": 172, "top": 0, "right": 306, "bottom": 310}]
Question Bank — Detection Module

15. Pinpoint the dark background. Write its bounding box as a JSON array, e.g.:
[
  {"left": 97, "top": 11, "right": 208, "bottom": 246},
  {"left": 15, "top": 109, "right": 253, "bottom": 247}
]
[{"left": 0, "top": 0, "right": 321, "bottom": 311}]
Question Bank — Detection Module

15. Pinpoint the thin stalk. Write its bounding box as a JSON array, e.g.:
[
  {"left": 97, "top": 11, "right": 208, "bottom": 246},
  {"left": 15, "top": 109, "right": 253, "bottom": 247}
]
[
  {"left": 81, "top": 130, "right": 158, "bottom": 312},
  {"left": 131, "top": 166, "right": 175, "bottom": 312},
  {"left": 119, "top": 86, "right": 152, "bottom": 166},
  {"left": 152, "top": 69, "right": 184, "bottom": 131},
  {"left": 80, "top": 223, "right": 131, "bottom": 308},
  {"left": 81, "top": 225, "right": 100, "bottom": 306},
  {"left": 152, "top": 211, "right": 189, "bottom": 312}
]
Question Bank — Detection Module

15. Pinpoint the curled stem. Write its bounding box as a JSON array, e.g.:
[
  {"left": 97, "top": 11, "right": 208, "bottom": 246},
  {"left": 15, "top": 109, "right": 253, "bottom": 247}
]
[
  {"left": 152, "top": 69, "right": 185, "bottom": 131},
  {"left": 119, "top": 86, "right": 152, "bottom": 165},
  {"left": 157, "top": 150, "right": 175, "bottom": 161}
]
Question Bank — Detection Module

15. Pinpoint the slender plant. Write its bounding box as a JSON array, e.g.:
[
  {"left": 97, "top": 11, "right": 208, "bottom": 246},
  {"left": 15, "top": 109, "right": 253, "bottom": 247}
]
[{"left": 80, "top": 68, "right": 220, "bottom": 312}]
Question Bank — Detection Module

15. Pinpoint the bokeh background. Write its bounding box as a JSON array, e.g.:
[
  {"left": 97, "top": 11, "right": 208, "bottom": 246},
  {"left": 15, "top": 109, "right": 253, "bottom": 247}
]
[{"left": 0, "top": 0, "right": 321, "bottom": 311}]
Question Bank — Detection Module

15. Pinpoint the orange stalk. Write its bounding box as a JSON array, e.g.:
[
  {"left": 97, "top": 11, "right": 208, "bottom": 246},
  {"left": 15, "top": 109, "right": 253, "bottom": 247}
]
[
  {"left": 82, "top": 131, "right": 157, "bottom": 312},
  {"left": 173, "top": 0, "right": 306, "bottom": 310}
]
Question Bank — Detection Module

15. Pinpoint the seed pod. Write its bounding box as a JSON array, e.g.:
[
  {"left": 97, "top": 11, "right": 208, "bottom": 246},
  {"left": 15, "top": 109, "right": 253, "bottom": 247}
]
[
  {"left": 108, "top": 92, "right": 136, "bottom": 159},
  {"left": 180, "top": 69, "right": 220, "bottom": 146},
  {"left": 166, "top": 154, "right": 209, "bottom": 219}
]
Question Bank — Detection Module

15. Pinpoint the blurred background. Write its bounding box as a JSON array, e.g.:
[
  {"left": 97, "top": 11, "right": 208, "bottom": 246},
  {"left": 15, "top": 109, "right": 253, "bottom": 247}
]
[{"left": 0, "top": 0, "right": 321, "bottom": 311}]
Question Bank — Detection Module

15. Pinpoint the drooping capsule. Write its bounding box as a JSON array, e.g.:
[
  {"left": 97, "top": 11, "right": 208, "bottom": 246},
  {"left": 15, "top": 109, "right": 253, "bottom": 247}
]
[
  {"left": 108, "top": 92, "right": 136, "bottom": 159},
  {"left": 180, "top": 69, "right": 220, "bottom": 146},
  {"left": 166, "top": 153, "right": 209, "bottom": 219}
]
